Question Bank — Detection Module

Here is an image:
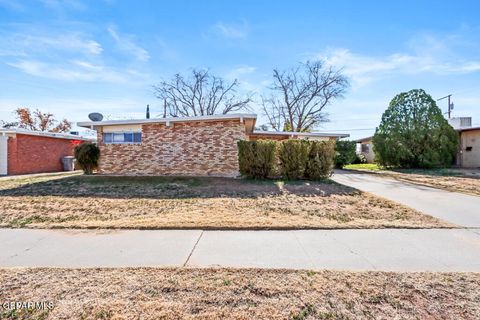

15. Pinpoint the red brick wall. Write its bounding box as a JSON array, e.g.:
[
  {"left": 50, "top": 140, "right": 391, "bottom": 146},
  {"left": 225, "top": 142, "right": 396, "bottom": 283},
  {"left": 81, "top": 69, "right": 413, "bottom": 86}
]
[
  {"left": 7, "top": 134, "right": 80, "bottom": 175},
  {"left": 97, "top": 120, "right": 247, "bottom": 176}
]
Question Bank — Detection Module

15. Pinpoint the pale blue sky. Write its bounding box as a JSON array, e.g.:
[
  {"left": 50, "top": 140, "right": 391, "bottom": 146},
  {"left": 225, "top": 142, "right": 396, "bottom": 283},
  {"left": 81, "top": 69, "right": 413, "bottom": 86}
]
[{"left": 1, "top": 0, "right": 479, "bottom": 139}]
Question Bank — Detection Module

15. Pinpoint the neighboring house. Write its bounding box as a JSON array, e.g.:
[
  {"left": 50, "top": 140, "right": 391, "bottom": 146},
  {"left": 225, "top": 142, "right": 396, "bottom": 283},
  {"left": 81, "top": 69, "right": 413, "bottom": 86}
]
[
  {"left": 448, "top": 117, "right": 480, "bottom": 168},
  {"left": 0, "top": 129, "right": 91, "bottom": 176},
  {"left": 353, "top": 117, "right": 480, "bottom": 168},
  {"left": 456, "top": 127, "right": 480, "bottom": 168},
  {"left": 356, "top": 136, "right": 375, "bottom": 163},
  {"left": 77, "top": 113, "right": 349, "bottom": 177}
]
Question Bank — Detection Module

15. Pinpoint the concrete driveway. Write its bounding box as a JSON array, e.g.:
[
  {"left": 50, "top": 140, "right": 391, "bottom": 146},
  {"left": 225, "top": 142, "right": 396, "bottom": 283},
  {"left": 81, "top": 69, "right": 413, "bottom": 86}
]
[
  {"left": 1, "top": 228, "right": 480, "bottom": 271},
  {"left": 332, "top": 170, "right": 480, "bottom": 227}
]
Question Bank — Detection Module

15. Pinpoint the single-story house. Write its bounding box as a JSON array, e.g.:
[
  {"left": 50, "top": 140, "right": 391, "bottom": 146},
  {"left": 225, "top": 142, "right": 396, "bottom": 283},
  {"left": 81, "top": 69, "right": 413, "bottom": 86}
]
[
  {"left": 355, "top": 125, "right": 480, "bottom": 168},
  {"left": 356, "top": 136, "right": 375, "bottom": 163},
  {"left": 456, "top": 126, "right": 480, "bottom": 168},
  {"left": 0, "top": 129, "right": 91, "bottom": 176},
  {"left": 77, "top": 113, "right": 349, "bottom": 177}
]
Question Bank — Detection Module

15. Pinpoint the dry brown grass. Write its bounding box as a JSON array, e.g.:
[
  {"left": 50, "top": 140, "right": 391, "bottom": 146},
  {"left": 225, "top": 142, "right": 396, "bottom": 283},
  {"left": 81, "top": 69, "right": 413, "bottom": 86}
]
[
  {"left": 1, "top": 268, "right": 479, "bottom": 319},
  {"left": 345, "top": 166, "right": 480, "bottom": 196},
  {"left": 0, "top": 174, "right": 450, "bottom": 229},
  {"left": 383, "top": 171, "right": 480, "bottom": 196}
]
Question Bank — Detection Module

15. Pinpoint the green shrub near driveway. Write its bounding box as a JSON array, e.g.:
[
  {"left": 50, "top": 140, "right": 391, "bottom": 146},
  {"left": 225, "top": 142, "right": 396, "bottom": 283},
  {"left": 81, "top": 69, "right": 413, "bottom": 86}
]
[
  {"left": 237, "top": 139, "right": 336, "bottom": 180},
  {"left": 335, "top": 140, "right": 357, "bottom": 168},
  {"left": 74, "top": 142, "right": 100, "bottom": 175},
  {"left": 373, "top": 89, "right": 458, "bottom": 168}
]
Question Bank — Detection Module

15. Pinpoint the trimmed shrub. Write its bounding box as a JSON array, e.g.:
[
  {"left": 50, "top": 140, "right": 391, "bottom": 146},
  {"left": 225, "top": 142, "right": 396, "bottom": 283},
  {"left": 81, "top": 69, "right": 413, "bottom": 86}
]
[
  {"left": 237, "top": 140, "right": 276, "bottom": 179},
  {"left": 238, "top": 139, "right": 336, "bottom": 180},
  {"left": 278, "top": 140, "right": 310, "bottom": 180},
  {"left": 305, "top": 141, "right": 336, "bottom": 180},
  {"left": 74, "top": 142, "right": 100, "bottom": 175},
  {"left": 335, "top": 140, "right": 357, "bottom": 168}
]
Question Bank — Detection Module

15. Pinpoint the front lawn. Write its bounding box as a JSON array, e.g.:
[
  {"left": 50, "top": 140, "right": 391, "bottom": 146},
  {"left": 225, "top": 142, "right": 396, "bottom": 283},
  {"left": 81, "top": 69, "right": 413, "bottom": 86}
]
[
  {"left": 0, "top": 173, "right": 450, "bottom": 229},
  {"left": 344, "top": 164, "right": 480, "bottom": 196},
  {"left": 1, "top": 268, "right": 478, "bottom": 319}
]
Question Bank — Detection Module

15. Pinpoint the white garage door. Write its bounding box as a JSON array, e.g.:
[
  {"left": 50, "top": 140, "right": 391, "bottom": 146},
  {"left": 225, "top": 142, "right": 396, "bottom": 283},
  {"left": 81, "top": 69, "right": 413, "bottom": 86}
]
[{"left": 0, "top": 135, "right": 7, "bottom": 175}]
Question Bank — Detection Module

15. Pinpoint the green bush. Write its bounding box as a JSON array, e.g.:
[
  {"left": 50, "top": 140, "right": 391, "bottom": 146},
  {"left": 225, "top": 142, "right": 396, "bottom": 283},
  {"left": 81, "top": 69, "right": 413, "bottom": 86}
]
[
  {"left": 74, "top": 142, "right": 100, "bottom": 174},
  {"left": 238, "top": 139, "right": 336, "bottom": 180},
  {"left": 305, "top": 141, "right": 336, "bottom": 180},
  {"left": 373, "top": 89, "right": 458, "bottom": 168},
  {"left": 237, "top": 140, "right": 276, "bottom": 179},
  {"left": 335, "top": 140, "right": 357, "bottom": 168},
  {"left": 278, "top": 140, "right": 310, "bottom": 180}
]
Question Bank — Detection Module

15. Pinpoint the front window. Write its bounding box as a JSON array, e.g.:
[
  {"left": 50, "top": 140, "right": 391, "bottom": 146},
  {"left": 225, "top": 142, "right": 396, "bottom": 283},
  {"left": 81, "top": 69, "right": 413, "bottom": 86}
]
[{"left": 103, "top": 132, "right": 142, "bottom": 144}]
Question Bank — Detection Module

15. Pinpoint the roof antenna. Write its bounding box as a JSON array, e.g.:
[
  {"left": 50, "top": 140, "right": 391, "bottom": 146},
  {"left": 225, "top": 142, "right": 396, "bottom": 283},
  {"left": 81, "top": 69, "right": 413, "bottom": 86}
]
[{"left": 146, "top": 104, "right": 150, "bottom": 119}]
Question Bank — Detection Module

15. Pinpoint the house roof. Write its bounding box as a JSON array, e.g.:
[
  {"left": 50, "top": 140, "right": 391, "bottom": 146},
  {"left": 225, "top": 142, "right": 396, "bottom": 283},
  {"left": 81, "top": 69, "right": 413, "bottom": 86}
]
[
  {"left": 456, "top": 126, "right": 480, "bottom": 133},
  {"left": 356, "top": 136, "right": 373, "bottom": 143},
  {"left": 77, "top": 113, "right": 258, "bottom": 128},
  {"left": 0, "top": 128, "right": 93, "bottom": 141},
  {"left": 251, "top": 130, "right": 350, "bottom": 138},
  {"left": 77, "top": 113, "right": 349, "bottom": 138}
]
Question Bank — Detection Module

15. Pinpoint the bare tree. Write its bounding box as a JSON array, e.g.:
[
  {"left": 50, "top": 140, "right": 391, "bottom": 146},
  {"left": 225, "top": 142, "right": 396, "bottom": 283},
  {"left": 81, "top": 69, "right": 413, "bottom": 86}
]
[
  {"left": 153, "top": 69, "right": 252, "bottom": 117},
  {"left": 13, "top": 107, "right": 72, "bottom": 133},
  {"left": 262, "top": 61, "right": 349, "bottom": 132}
]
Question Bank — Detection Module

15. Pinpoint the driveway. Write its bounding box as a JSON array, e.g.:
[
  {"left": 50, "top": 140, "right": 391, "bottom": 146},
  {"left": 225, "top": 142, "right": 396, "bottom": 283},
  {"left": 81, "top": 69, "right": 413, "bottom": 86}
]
[
  {"left": 1, "top": 228, "right": 480, "bottom": 271},
  {"left": 332, "top": 170, "right": 480, "bottom": 228}
]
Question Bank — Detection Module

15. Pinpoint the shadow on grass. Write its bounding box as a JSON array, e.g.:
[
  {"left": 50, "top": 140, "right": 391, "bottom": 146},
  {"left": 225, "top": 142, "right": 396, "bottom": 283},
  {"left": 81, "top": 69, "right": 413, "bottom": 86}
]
[{"left": 0, "top": 174, "right": 358, "bottom": 199}]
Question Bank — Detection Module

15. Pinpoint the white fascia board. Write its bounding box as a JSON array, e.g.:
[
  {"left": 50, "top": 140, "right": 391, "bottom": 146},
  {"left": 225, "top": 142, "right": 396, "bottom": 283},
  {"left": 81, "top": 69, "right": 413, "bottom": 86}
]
[
  {"left": 251, "top": 130, "right": 350, "bottom": 138},
  {"left": 0, "top": 129, "right": 93, "bottom": 141},
  {"left": 77, "top": 113, "right": 258, "bottom": 129}
]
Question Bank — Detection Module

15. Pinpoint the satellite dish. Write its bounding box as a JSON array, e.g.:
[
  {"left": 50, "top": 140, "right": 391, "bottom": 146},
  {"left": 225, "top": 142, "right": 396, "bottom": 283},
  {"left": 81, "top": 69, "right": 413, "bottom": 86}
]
[{"left": 88, "top": 112, "right": 104, "bottom": 122}]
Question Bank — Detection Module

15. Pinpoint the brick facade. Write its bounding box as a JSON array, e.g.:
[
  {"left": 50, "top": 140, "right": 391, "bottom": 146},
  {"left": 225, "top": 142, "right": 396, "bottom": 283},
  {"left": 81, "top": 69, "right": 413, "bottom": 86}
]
[
  {"left": 97, "top": 120, "right": 247, "bottom": 176},
  {"left": 7, "top": 134, "right": 82, "bottom": 175}
]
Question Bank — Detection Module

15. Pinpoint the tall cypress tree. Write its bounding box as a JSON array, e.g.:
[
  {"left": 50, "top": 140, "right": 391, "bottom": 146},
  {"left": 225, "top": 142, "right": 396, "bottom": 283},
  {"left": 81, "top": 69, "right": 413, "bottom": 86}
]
[{"left": 373, "top": 89, "right": 458, "bottom": 168}]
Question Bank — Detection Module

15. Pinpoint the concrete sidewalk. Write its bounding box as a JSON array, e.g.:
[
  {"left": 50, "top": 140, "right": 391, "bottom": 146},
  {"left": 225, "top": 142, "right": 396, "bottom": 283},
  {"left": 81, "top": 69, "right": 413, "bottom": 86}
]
[
  {"left": 1, "top": 228, "right": 480, "bottom": 271},
  {"left": 332, "top": 170, "right": 480, "bottom": 227}
]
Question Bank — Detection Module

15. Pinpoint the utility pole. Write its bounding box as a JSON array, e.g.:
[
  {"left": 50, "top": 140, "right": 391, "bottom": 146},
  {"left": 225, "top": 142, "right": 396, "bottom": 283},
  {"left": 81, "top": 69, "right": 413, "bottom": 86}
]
[{"left": 437, "top": 94, "right": 453, "bottom": 119}]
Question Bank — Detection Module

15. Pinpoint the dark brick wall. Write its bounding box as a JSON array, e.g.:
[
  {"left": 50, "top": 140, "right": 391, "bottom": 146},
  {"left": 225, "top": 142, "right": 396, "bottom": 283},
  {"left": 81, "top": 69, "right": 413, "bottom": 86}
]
[{"left": 7, "top": 134, "right": 81, "bottom": 175}]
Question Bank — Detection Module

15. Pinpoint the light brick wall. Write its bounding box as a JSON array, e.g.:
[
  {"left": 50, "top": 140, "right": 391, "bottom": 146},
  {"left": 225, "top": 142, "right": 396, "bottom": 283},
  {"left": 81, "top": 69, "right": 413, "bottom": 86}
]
[{"left": 97, "top": 120, "right": 247, "bottom": 176}]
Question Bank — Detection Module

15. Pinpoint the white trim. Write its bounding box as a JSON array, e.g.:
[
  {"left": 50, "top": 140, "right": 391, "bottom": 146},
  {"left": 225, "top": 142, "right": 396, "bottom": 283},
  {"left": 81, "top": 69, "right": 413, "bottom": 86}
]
[
  {"left": 77, "top": 113, "right": 257, "bottom": 128},
  {"left": 0, "top": 135, "right": 7, "bottom": 175},
  {"left": 0, "top": 129, "right": 93, "bottom": 141},
  {"left": 251, "top": 130, "right": 350, "bottom": 138}
]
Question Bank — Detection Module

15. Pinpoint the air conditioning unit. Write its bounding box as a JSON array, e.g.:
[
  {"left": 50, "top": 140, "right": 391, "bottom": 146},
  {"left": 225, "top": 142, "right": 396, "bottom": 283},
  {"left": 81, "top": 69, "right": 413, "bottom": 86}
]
[{"left": 448, "top": 117, "right": 472, "bottom": 129}]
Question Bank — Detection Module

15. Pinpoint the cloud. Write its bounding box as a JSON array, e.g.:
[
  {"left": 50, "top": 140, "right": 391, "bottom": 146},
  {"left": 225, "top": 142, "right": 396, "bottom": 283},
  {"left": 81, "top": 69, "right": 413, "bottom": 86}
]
[
  {"left": 7, "top": 59, "right": 128, "bottom": 82},
  {"left": 107, "top": 25, "right": 150, "bottom": 62},
  {"left": 315, "top": 49, "right": 480, "bottom": 89},
  {"left": 226, "top": 66, "right": 256, "bottom": 79},
  {"left": 39, "top": 0, "right": 86, "bottom": 11},
  {"left": 0, "top": 32, "right": 103, "bottom": 57},
  {"left": 212, "top": 21, "right": 249, "bottom": 39},
  {"left": 311, "top": 33, "right": 480, "bottom": 88}
]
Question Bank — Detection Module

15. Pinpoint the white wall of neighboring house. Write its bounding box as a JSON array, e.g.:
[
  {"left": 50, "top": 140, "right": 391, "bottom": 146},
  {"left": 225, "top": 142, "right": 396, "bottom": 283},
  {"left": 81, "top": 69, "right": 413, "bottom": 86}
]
[
  {"left": 356, "top": 138, "right": 375, "bottom": 163},
  {"left": 0, "top": 135, "right": 7, "bottom": 175},
  {"left": 459, "top": 129, "right": 480, "bottom": 168}
]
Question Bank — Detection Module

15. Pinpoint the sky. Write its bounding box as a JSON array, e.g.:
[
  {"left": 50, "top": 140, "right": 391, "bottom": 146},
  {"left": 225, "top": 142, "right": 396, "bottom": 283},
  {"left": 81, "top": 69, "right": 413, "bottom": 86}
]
[{"left": 1, "top": 0, "right": 479, "bottom": 139}]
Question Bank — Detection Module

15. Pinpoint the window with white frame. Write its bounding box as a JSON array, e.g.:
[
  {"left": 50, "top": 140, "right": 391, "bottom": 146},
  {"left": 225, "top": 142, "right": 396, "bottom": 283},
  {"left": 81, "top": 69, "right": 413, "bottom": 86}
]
[{"left": 103, "top": 132, "right": 142, "bottom": 144}]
